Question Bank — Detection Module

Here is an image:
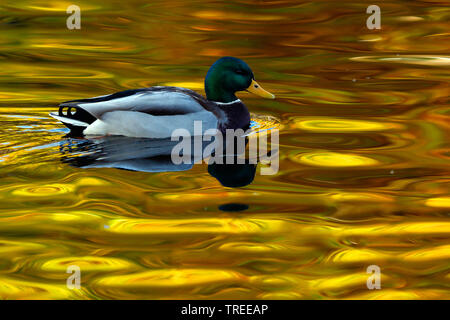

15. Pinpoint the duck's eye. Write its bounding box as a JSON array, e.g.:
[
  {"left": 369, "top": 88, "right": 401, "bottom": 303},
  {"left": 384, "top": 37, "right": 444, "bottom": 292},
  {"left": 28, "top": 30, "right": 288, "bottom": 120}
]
[{"left": 235, "top": 69, "right": 245, "bottom": 75}]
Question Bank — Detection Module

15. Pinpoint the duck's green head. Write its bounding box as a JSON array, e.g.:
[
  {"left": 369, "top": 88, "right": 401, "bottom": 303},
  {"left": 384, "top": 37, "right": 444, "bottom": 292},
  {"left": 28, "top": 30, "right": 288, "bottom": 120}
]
[{"left": 205, "top": 56, "right": 275, "bottom": 103}]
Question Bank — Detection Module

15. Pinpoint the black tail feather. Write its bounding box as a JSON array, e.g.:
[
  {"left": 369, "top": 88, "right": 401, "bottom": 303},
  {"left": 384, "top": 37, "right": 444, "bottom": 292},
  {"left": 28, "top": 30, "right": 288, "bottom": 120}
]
[{"left": 58, "top": 103, "right": 97, "bottom": 125}]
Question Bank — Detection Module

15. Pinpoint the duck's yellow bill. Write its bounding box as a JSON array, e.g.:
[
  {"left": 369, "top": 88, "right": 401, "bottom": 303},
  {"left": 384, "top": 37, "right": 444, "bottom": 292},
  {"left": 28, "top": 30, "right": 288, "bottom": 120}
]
[{"left": 246, "top": 79, "right": 275, "bottom": 99}]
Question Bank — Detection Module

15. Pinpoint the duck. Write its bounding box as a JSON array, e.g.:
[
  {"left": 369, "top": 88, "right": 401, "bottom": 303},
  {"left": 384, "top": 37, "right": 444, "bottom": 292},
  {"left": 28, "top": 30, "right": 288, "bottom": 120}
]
[{"left": 50, "top": 57, "right": 275, "bottom": 139}]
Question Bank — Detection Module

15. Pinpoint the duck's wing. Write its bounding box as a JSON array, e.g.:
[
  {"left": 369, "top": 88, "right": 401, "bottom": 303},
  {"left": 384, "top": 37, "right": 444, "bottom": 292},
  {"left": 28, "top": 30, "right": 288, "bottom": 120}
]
[
  {"left": 49, "top": 87, "right": 211, "bottom": 130},
  {"left": 83, "top": 109, "right": 218, "bottom": 139}
]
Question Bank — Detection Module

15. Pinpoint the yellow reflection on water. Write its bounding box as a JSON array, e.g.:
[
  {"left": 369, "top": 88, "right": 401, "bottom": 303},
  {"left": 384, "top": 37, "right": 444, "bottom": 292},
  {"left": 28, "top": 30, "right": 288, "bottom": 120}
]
[
  {"left": 41, "top": 256, "right": 138, "bottom": 273},
  {"left": 0, "top": 0, "right": 449, "bottom": 300},
  {"left": 295, "top": 152, "right": 379, "bottom": 167},
  {"left": 292, "top": 117, "right": 399, "bottom": 132},
  {"left": 425, "top": 197, "right": 450, "bottom": 208}
]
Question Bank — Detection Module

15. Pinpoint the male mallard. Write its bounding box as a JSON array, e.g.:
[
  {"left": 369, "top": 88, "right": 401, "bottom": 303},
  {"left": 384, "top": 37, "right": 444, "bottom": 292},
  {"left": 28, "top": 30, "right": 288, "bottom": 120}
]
[{"left": 50, "top": 56, "right": 275, "bottom": 138}]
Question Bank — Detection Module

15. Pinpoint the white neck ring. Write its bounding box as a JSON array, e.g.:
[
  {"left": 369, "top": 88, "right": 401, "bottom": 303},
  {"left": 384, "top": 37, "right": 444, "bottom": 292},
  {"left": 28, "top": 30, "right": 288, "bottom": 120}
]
[{"left": 213, "top": 99, "right": 241, "bottom": 105}]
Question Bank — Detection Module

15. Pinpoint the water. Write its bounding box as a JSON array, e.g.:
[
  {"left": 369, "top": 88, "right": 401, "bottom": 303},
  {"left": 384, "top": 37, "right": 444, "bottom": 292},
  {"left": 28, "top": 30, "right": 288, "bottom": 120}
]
[{"left": 0, "top": 0, "right": 449, "bottom": 299}]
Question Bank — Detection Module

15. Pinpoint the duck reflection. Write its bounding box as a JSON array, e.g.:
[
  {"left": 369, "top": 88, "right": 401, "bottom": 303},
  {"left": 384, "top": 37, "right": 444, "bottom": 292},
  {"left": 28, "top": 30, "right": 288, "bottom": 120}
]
[{"left": 59, "top": 135, "right": 258, "bottom": 188}]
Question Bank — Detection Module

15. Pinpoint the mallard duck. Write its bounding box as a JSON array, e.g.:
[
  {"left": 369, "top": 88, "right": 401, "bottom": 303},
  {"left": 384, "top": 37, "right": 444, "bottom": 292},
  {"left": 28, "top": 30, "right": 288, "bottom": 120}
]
[{"left": 50, "top": 57, "right": 275, "bottom": 138}]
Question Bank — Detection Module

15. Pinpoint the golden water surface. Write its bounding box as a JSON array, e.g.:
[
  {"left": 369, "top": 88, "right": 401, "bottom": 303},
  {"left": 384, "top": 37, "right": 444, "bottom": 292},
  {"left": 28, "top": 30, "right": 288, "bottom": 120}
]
[{"left": 0, "top": 0, "right": 449, "bottom": 299}]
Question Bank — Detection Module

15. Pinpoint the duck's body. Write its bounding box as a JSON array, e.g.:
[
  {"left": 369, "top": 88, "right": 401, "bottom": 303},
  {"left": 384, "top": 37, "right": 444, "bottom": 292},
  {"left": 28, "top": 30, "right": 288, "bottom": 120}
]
[
  {"left": 50, "top": 57, "right": 274, "bottom": 138},
  {"left": 50, "top": 86, "right": 250, "bottom": 138}
]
